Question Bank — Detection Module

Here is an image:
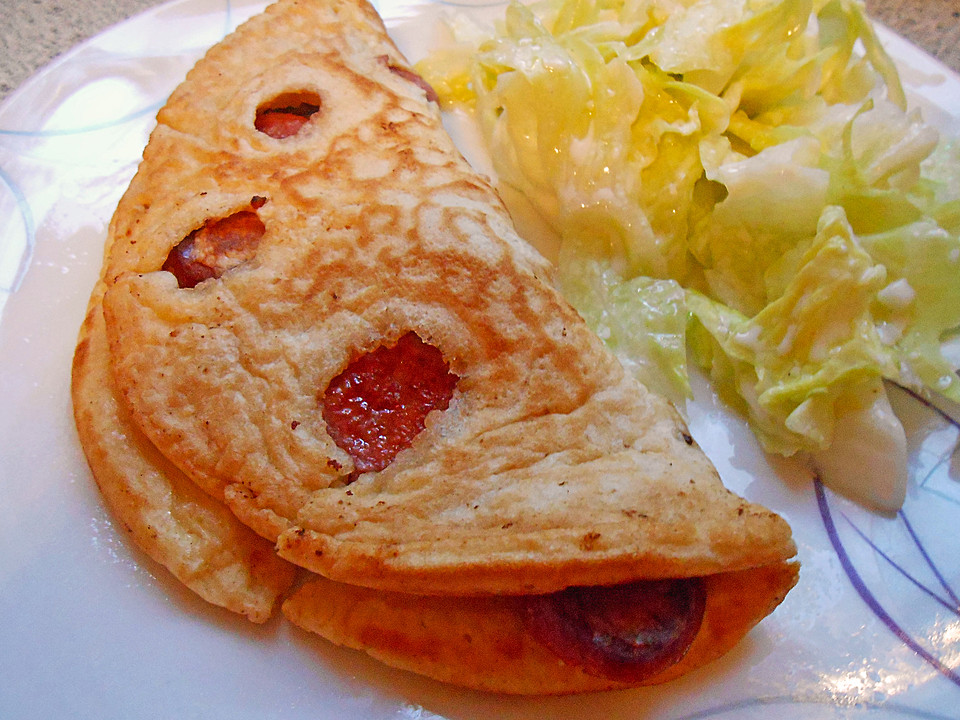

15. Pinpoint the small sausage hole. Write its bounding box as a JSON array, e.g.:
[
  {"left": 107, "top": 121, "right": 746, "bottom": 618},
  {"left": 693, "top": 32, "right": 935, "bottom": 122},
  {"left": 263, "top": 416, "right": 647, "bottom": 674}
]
[
  {"left": 321, "top": 332, "right": 459, "bottom": 480},
  {"left": 255, "top": 91, "right": 322, "bottom": 139},
  {"left": 162, "top": 203, "right": 266, "bottom": 288}
]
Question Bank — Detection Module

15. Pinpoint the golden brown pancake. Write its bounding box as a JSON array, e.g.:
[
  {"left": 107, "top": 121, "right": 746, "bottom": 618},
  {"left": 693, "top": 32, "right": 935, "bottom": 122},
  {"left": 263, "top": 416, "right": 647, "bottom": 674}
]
[{"left": 71, "top": 0, "right": 800, "bottom": 691}]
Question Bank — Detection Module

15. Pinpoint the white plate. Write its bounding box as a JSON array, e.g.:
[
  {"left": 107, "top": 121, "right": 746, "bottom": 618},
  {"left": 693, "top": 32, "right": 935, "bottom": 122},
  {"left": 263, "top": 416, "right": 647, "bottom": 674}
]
[{"left": 1, "top": 1, "right": 958, "bottom": 718}]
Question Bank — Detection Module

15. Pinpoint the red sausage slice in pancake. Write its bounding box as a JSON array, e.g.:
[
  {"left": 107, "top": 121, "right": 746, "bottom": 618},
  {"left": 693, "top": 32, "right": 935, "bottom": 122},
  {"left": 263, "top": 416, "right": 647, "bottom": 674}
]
[
  {"left": 255, "top": 101, "right": 320, "bottom": 138},
  {"left": 521, "top": 578, "right": 706, "bottom": 682},
  {"left": 162, "top": 204, "right": 266, "bottom": 288},
  {"left": 322, "top": 332, "right": 458, "bottom": 477}
]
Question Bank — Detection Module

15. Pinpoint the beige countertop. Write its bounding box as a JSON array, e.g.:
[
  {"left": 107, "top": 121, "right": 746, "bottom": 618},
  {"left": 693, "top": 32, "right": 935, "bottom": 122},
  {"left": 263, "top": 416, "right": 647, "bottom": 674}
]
[{"left": 1, "top": 0, "right": 959, "bottom": 103}]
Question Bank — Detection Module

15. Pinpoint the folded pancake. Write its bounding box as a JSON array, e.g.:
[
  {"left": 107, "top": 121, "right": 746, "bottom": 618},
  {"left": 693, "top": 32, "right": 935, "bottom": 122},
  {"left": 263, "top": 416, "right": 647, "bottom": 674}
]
[
  {"left": 98, "top": 0, "right": 796, "bottom": 600},
  {"left": 72, "top": 0, "right": 802, "bottom": 692}
]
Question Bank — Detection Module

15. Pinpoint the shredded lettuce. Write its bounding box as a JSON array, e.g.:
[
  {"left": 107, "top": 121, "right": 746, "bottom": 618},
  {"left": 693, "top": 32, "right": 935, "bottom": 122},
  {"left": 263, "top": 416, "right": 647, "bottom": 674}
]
[
  {"left": 418, "top": 0, "right": 960, "bottom": 510},
  {"left": 557, "top": 246, "right": 692, "bottom": 406},
  {"left": 688, "top": 206, "right": 897, "bottom": 455}
]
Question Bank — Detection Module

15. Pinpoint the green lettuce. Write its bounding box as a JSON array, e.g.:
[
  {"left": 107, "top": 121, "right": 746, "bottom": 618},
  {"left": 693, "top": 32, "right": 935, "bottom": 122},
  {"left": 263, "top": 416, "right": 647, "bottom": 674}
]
[
  {"left": 418, "top": 0, "right": 960, "bottom": 509},
  {"left": 688, "top": 206, "right": 897, "bottom": 455},
  {"left": 557, "top": 247, "right": 692, "bottom": 406}
]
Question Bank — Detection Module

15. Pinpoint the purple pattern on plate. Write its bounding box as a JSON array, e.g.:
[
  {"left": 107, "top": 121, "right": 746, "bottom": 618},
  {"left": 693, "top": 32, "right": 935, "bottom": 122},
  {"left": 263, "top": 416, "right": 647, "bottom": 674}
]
[{"left": 815, "top": 479, "right": 960, "bottom": 687}]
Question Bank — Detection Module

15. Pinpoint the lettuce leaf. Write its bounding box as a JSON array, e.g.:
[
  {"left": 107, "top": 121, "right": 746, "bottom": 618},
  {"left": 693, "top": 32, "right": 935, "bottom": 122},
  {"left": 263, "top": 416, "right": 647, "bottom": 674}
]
[
  {"left": 418, "top": 0, "right": 960, "bottom": 509},
  {"left": 688, "top": 206, "right": 896, "bottom": 454},
  {"left": 557, "top": 247, "right": 692, "bottom": 406}
]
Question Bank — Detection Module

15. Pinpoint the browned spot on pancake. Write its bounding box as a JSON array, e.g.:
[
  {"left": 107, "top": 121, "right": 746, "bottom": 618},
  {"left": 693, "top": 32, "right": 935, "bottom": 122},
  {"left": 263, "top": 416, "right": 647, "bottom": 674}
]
[
  {"left": 322, "top": 332, "right": 458, "bottom": 478},
  {"left": 580, "top": 532, "right": 602, "bottom": 551},
  {"left": 359, "top": 625, "right": 442, "bottom": 663},
  {"left": 255, "top": 91, "right": 322, "bottom": 139}
]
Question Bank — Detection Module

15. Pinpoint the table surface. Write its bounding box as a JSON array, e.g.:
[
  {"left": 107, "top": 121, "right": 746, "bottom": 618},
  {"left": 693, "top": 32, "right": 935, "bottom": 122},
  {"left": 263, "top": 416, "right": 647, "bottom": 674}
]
[{"left": 1, "top": 0, "right": 959, "bottom": 105}]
